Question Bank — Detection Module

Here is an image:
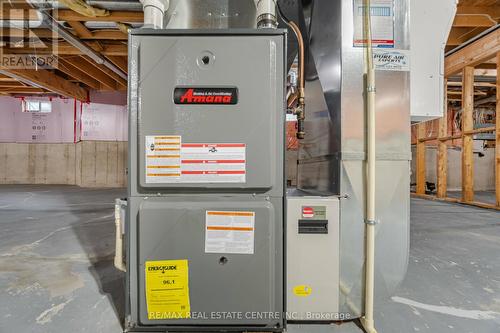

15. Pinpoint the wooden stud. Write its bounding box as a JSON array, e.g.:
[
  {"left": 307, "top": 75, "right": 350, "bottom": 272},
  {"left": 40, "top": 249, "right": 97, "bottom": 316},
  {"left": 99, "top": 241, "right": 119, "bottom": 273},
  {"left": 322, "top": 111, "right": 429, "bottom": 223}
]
[
  {"left": 437, "top": 79, "right": 448, "bottom": 198},
  {"left": 462, "top": 66, "right": 475, "bottom": 202},
  {"left": 416, "top": 123, "right": 426, "bottom": 195},
  {"left": 496, "top": 52, "right": 500, "bottom": 207}
]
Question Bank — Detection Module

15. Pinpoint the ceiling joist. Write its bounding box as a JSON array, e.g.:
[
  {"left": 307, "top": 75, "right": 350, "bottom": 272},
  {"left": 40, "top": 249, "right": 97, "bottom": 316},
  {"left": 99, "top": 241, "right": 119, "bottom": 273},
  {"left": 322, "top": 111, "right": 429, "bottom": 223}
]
[
  {"left": 63, "top": 56, "right": 119, "bottom": 90},
  {"left": 445, "top": 28, "right": 500, "bottom": 77},
  {"left": 56, "top": 10, "right": 144, "bottom": 23},
  {"left": 0, "top": 67, "right": 88, "bottom": 100}
]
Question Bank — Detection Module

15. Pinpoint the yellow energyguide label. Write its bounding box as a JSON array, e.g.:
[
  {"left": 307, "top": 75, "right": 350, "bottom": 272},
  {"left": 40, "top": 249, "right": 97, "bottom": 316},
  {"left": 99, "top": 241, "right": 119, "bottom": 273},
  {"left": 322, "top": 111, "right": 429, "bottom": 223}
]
[
  {"left": 293, "top": 285, "right": 312, "bottom": 297},
  {"left": 145, "top": 259, "right": 191, "bottom": 320}
]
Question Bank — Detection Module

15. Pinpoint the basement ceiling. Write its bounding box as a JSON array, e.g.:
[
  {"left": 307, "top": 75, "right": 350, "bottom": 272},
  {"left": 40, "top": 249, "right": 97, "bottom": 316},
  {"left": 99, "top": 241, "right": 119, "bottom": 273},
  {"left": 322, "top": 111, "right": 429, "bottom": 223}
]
[{"left": 0, "top": 0, "right": 498, "bottom": 101}]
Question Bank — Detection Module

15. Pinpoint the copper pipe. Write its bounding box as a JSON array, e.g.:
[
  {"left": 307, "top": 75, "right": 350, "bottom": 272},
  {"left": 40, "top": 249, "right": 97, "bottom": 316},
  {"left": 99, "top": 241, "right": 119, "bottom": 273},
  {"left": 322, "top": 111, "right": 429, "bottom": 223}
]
[
  {"left": 288, "top": 21, "right": 305, "bottom": 92},
  {"left": 287, "top": 92, "right": 298, "bottom": 108}
]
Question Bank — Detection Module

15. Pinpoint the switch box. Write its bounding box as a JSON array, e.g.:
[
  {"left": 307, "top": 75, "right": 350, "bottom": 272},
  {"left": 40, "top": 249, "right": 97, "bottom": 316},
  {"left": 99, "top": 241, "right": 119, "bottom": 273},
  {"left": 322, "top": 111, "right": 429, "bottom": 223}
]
[{"left": 286, "top": 196, "right": 340, "bottom": 321}]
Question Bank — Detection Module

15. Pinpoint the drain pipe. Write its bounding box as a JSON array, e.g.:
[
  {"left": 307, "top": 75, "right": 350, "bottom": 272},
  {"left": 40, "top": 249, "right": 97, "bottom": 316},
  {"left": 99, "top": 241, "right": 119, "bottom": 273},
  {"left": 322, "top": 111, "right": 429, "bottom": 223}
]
[
  {"left": 114, "top": 198, "right": 126, "bottom": 272},
  {"left": 255, "top": 0, "right": 278, "bottom": 29},
  {"left": 360, "top": 1, "right": 378, "bottom": 333},
  {"left": 140, "top": 0, "right": 169, "bottom": 29}
]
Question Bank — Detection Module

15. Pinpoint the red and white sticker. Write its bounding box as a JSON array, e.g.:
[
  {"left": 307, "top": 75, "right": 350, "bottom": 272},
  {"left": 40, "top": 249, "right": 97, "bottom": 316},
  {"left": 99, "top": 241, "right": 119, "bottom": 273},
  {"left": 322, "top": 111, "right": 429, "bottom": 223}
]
[
  {"left": 205, "top": 211, "right": 255, "bottom": 254},
  {"left": 302, "top": 207, "right": 314, "bottom": 218},
  {"left": 145, "top": 136, "right": 246, "bottom": 183}
]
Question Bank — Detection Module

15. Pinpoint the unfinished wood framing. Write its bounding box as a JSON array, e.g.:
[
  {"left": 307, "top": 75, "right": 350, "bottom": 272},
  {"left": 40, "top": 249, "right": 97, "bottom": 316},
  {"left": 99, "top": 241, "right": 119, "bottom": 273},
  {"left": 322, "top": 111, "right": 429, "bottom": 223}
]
[
  {"left": 462, "top": 66, "right": 475, "bottom": 202},
  {"left": 437, "top": 80, "right": 448, "bottom": 198},
  {"left": 445, "top": 28, "right": 500, "bottom": 76},
  {"left": 496, "top": 52, "right": 500, "bottom": 206},
  {"left": 0, "top": 5, "right": 133, "bottom": 96},
  {"left": 56, "top": 10, "right": 144, "bottom": 23},
  {"left": 411, "top": 193, "right": 500, "bottom": 211},
  {"left": 415, "top": 20, "right": 499, "bottom": 210},
  {"left": 416, "top": 123, "right": 426, "bottom": 195},
  {"left": 0, "top": 67, "right": 87, "bottom": 100},
  {"left": 67, "top": 21, "right": 93, "bottom": 38},
  {"left": 63, "top": 56, "right": 119, "bottom": 90}
]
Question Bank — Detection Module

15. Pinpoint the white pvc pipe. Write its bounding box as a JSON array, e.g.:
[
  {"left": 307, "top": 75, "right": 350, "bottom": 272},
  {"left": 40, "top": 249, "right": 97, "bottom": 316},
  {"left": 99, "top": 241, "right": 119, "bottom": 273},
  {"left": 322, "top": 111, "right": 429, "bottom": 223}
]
[
  {"left": 360, "top": 1, "right": 378, "bottom": 333},
  {"left": 255, "top": 0, "right": 277, "bottom": 28},
  {"left": 114, "top": 199, "right": 126, "bottom": 272},
  {"left": 140, "top": 0, "right": 169, "bottom": 29}
]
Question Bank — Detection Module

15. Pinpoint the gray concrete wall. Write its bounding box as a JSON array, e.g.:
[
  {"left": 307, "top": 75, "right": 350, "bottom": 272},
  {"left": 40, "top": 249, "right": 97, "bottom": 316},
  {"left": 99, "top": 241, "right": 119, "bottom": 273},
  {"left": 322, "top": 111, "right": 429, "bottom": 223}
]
[
  {"left": 0, "top": 141, "right": 127, "bottom": 187},
  {"left": 411, "top": 146, "right": 495, "bottom": 191}
]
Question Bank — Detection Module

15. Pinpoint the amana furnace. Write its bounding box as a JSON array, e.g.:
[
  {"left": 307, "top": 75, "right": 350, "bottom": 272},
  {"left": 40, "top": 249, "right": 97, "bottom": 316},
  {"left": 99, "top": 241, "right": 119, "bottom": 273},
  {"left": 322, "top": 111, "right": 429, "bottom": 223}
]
[{"left": 120, "top": 0, "right": 456, "bottom": 332}]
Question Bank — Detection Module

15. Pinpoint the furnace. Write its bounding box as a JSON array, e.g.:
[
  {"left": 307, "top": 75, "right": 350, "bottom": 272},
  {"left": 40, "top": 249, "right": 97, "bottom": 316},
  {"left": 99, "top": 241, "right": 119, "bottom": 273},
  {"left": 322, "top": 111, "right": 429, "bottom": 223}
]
[{"left": 125, "top": 29, "right": 286, "bottom": 331}]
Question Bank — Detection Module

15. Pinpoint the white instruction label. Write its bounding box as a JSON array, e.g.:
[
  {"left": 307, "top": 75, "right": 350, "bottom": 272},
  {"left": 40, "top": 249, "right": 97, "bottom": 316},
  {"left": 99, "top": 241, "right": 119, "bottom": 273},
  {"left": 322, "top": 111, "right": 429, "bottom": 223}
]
[
  {"left": 181, "top": 144, "right": 246, "bottom": 183},
  {"left": 373, "top": 49, "right": 410, "bottom": 71},
  {"left": 353, "top": 0, "right": 395, "bottom": 48},
  {"left": 145, "top": 137, "right": 246, "bottom": 184},
  {"left": 205, "top": 211, "right": 255, "bottom": 254},
  {"left": 145, "top": 136, "right": 182, "bottom": 183}
]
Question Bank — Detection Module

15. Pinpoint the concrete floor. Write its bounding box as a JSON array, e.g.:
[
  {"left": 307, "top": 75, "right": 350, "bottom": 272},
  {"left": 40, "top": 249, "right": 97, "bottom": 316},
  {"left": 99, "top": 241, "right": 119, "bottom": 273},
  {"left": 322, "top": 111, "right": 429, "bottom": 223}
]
[{"left": 1, "top": 185, "right": 499, "bottom": 333}]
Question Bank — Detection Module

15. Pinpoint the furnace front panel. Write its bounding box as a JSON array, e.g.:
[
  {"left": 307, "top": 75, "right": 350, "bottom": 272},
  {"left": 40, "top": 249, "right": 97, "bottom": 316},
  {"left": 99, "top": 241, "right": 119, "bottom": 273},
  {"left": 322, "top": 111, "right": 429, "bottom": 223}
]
[{"left": 126, "top": 30, "right": 286, "bottom": 332}]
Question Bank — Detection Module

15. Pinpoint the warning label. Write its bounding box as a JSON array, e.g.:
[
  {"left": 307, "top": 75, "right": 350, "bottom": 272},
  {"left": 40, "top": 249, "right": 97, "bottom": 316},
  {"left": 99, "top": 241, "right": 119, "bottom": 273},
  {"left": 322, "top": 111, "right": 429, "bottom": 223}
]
[
  {"left": 145, "top": 136, "right": 246, "bottom": 184},
  {"left": 205, "top": 211, "right": 255, "bottom": 254},
  {"left": 181, "top": 143, "right": 246, "bottom": 183},
  {"left": 145, "top": 136, "right": 182, "bottom": 183},
  {"left": 145, "top": 259, "right": 190, "bottom": 320}
]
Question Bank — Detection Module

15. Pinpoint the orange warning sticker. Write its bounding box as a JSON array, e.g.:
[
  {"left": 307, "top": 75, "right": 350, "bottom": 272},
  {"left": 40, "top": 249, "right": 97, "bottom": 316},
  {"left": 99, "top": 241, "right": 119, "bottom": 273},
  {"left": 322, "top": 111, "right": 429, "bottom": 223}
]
[
  {"left": 205, "top": 211, "right": 255, "bottom": 254},
  {"left": 145, "top": 136, "right": 182, "bottom": 183}
]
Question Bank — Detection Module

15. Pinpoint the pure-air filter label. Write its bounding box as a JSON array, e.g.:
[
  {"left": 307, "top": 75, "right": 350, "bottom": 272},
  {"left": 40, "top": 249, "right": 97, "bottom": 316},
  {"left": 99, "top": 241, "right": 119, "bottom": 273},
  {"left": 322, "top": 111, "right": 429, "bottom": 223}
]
[
  {"left": 145, "top": 260, "right": 190, "bottom": 320},
  {"left": 205, "top": 211, "right": 255, "bottom": 254},
  {"left": 145, "top": 137, "right": 246, "bottom": 184},
  {"left": 174, "top": 87, "right": 238, "bottom": 105}
]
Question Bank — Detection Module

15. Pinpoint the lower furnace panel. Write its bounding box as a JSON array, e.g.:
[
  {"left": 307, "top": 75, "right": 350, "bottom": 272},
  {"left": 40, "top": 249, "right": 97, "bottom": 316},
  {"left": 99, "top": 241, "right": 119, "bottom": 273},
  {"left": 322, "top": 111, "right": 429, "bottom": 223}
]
[{"left": 127, "top": 196, "right": 284, "bottom": 329}]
